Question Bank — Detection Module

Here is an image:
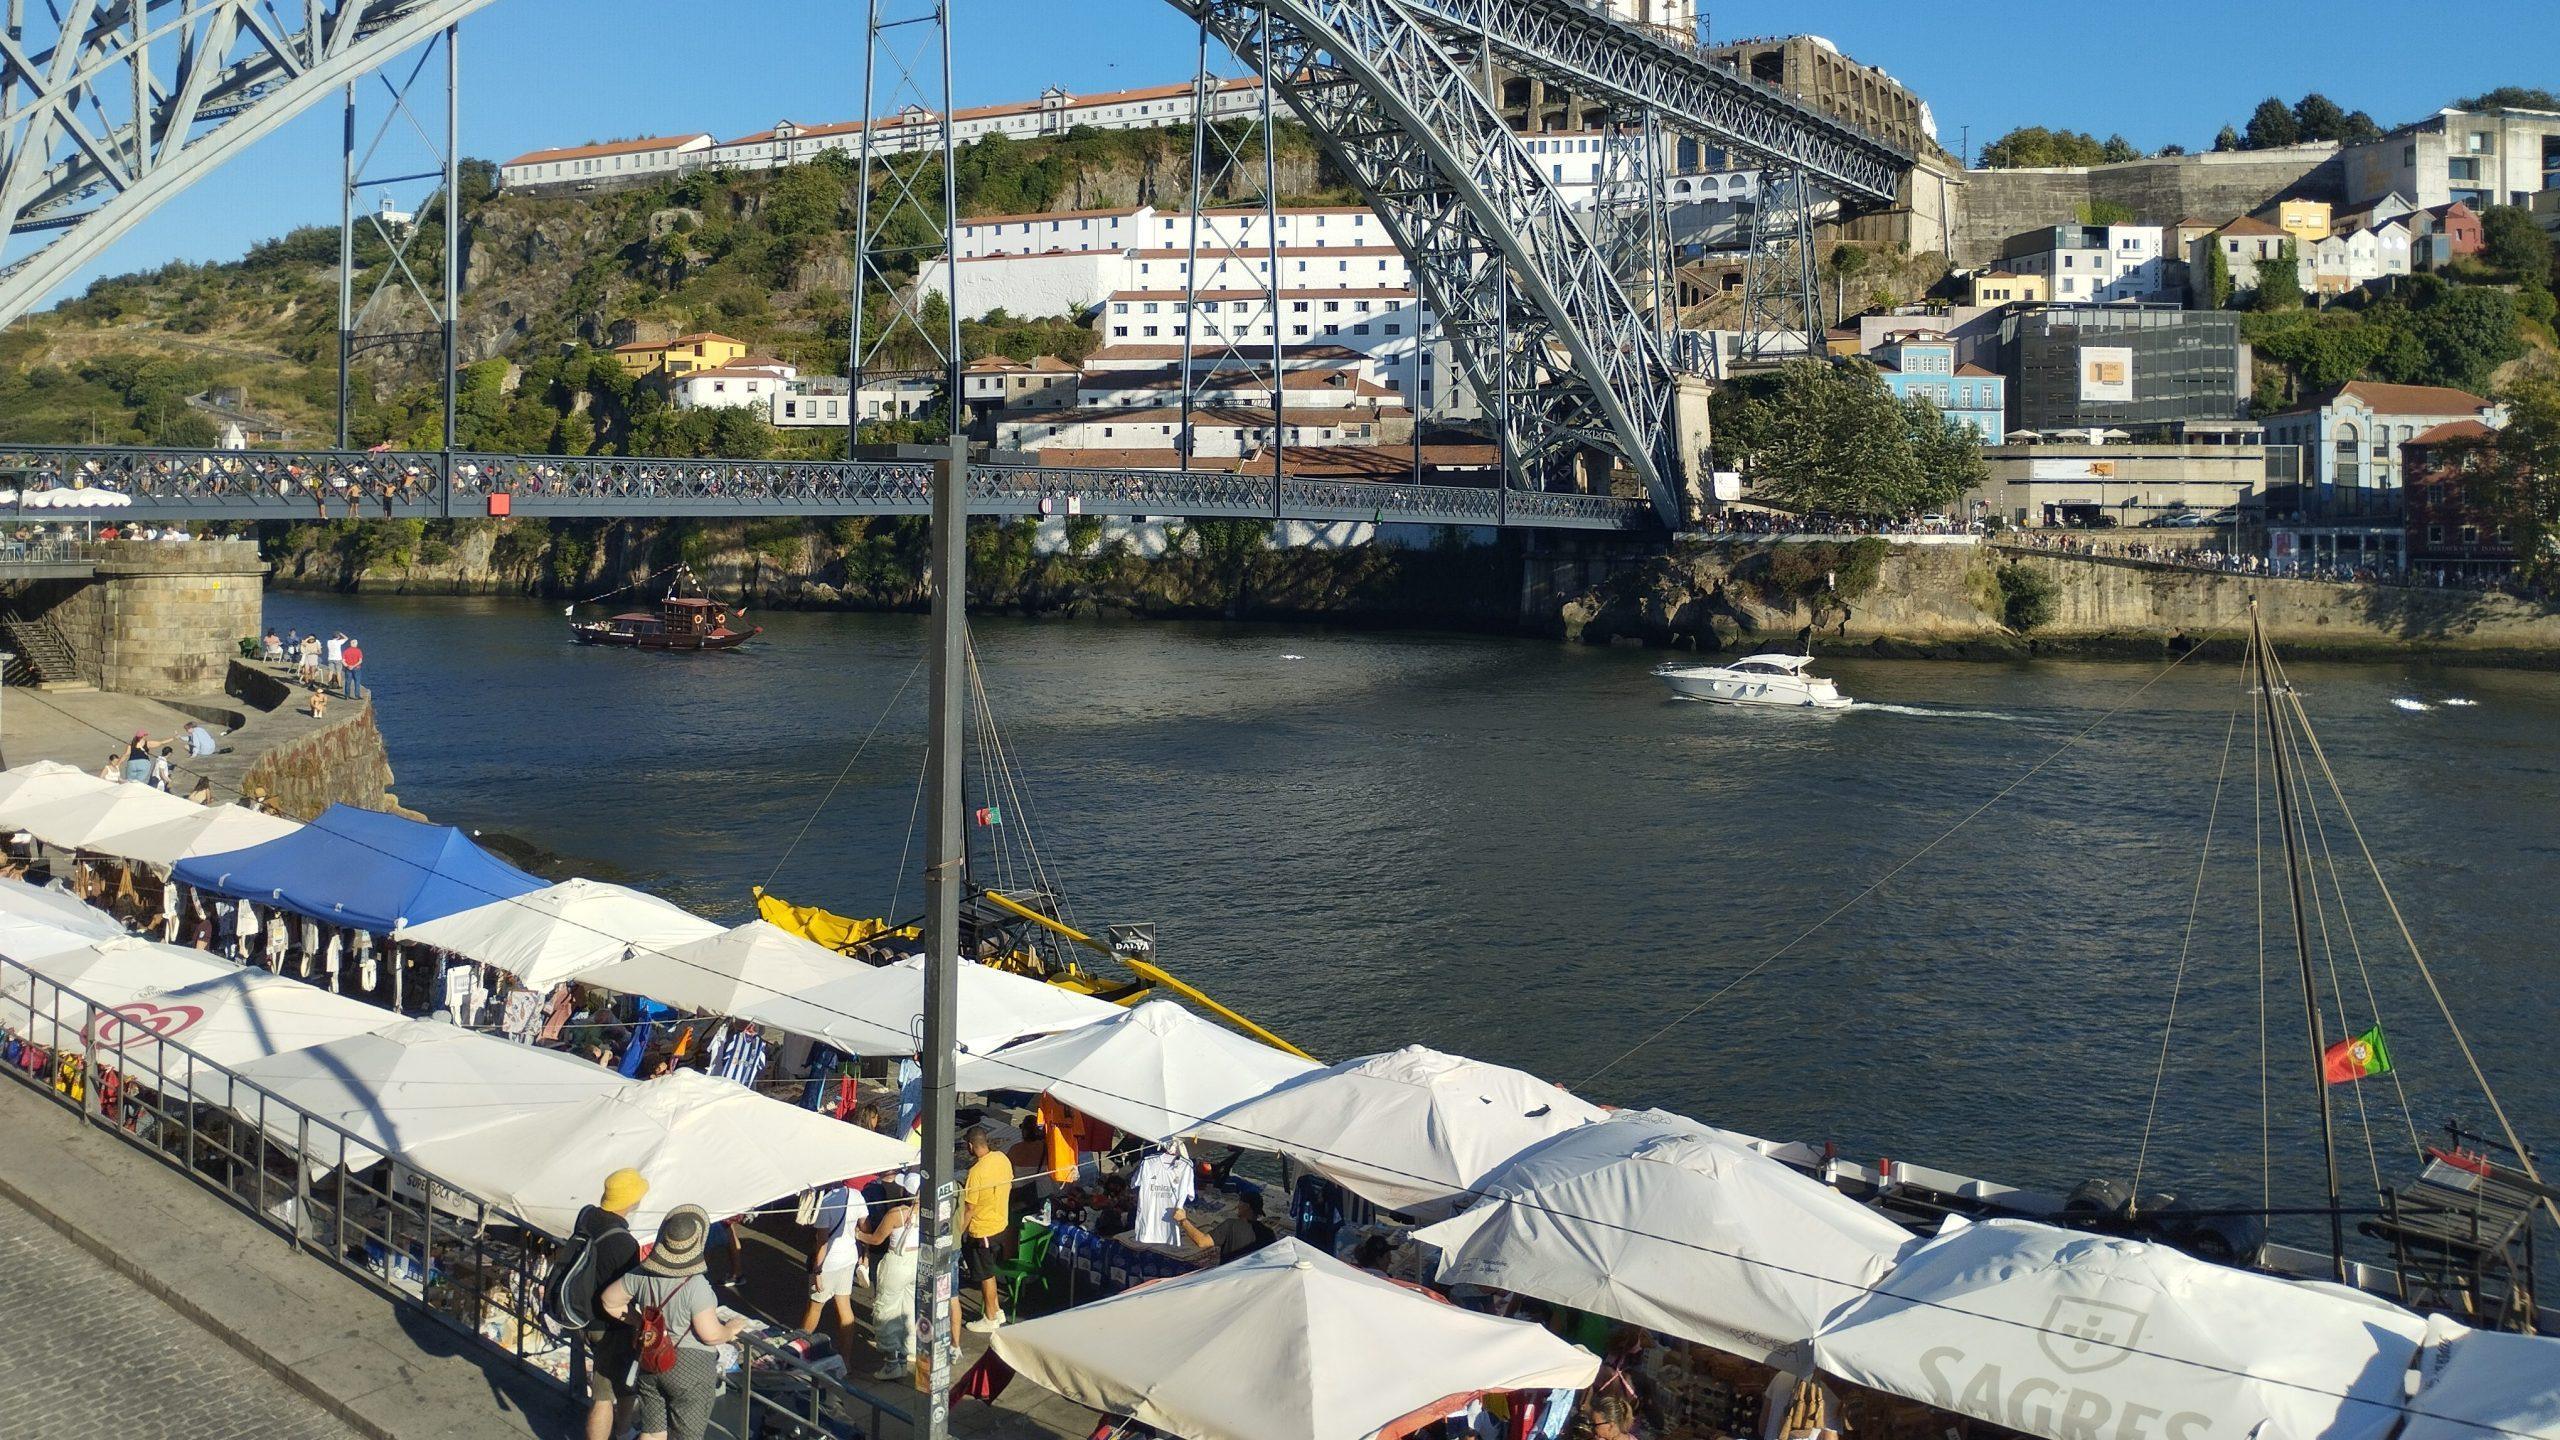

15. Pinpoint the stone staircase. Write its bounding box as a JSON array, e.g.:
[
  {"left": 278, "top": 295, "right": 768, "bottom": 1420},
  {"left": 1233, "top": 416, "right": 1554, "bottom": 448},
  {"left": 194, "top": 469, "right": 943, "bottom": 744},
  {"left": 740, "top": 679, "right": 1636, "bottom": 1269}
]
[{"left": 0, "top": 610, "right": 86, "bottom": 687}]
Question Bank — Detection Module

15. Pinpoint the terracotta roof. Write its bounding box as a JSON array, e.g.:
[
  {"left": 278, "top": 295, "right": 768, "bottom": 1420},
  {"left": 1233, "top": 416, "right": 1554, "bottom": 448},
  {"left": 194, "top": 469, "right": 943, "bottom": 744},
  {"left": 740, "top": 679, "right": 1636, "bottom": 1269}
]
[
  {"left": 2409, "top": 419, "right": 2495, "bottom": 446},
  {"left": 668, "top": 332, "right": 747, "bottom": 347},
  {"left": 502, "top": 134, "right": 710, "bottom": 168},
  {"left": 2328, "top": 381, "right": 2492, "bottom": 415},
  {"left": 964, "top": 205, "right": 1149, "bottom": 227},
  {"left": 612, "top": 340, "right": 665, "bottom": 353},
  {"left": 678, "top": 365, "right": 792, "bottom": 382},
  {"left": 1956, "top": 363, "right": 2001, "bottom": 378},
  {"left": 2217, "top": 216, "right": 2287, "bottom": 237}
]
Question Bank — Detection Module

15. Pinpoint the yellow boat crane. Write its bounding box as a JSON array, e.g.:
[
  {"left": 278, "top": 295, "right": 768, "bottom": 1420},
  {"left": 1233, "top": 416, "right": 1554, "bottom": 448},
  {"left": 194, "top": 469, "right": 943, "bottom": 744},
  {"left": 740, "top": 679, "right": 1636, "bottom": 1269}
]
[{"left": 751, "top": 884, "right": 1308, "bottom": 1060}]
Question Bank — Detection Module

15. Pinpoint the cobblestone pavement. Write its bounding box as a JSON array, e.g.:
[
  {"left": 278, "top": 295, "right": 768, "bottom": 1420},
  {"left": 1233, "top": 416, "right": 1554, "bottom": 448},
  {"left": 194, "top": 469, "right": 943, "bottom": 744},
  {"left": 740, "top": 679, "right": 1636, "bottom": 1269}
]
[{"left": 0, "top": 1194, "right": 361, "bottom": 1440}]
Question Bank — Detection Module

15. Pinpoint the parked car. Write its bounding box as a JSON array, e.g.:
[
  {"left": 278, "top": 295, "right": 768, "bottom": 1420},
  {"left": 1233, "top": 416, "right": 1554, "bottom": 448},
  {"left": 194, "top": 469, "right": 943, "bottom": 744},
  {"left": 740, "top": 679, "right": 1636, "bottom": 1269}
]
[{"left": 2141, "top": 511, "right": 2202, "bottom": 528}]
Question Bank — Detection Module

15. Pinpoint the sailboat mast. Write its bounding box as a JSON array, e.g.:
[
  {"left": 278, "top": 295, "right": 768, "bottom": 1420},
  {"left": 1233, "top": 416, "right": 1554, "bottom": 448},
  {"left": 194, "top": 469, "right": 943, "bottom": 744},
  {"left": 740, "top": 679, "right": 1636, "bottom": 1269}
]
[{"left": 2252, "top": 601, "right": 2347, "bottom": 1280}]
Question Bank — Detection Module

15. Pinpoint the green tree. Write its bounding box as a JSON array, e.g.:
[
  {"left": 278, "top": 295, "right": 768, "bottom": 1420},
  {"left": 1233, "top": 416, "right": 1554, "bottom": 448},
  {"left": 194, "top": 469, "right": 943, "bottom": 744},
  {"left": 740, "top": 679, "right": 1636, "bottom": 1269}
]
[
  {"left": 2253, "top": 240, "right": 2305, "bottom": 310},
  {"left": 2099, "top": 134, "right": 2141, "bottom": 164},
  {"left": 2292, "top": 93, "right": 2350, "bottom": 142},
  {"left": 1823, "top": 243, "right": 1872, "bottom": 317},
  {"left": 2480, "top": 205, "right": 2559, "bottom": 285},
  {"left": 2339, "top": 110, "right": 2383, "bottom": 143},
  {"left": 2468, "top": 361, "right": 2560, "bottom": 575},
  {"left": 2244, "top": 98, "right": 2301, "bottom": 149},
  {"left": 2389, "top": 283, "right": 2521, "bottom": 393},
  {"left": 1976, "top": 127, "right": 2112, "bottom": 169},
  {"left": 2205, "top": 242, "right": 2235, "bottom": 309},
  {"left": 1710, "top": 361, "right": 1972, "bottom": 519},
  {"left": 2213, "top": 125, "right": 2242, "bottom": 152},
  {"left": 2456, "top": 87, "right": 2560, "bottom": 112}
]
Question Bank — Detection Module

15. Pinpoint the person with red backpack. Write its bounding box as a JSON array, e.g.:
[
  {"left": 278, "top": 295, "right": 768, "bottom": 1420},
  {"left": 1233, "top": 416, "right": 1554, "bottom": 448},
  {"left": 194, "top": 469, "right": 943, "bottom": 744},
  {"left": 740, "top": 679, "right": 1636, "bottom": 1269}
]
[{"left": 601, "top": 1204, "right": 763, "bottom": 1440}]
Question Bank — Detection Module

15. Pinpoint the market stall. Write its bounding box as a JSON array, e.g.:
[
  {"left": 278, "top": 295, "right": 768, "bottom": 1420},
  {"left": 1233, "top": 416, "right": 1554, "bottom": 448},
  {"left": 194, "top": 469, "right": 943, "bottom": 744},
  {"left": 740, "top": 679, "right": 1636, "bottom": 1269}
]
[
  {"left": 2399, "top": 1315, "right": 2560, "bottom": 1440},
  {"left": 397, "top": 1067, "right": 914, "bottom": 1238},
  {"left": 1811, "top": 1217, "right": 2425, "bottom": 1440},
  {"left": 574, "top": 918, "right": 859, "bottom": 1017},
  {"left": 394, "top": 877, "right": 724, "bottom": 991},
  {"left": 1417, "top": 1108, "right": 1914, "bottom": 1370},
  {"left": 1195, "top": 1045, "right": 1606, "bottom": 1217},
  {"left": 954, "top": 999, "right": 1318, "bottom": 1145},
  {"left": 988, "top": 1237, "right": 1600, "bottom": 1440},
  {"left": 736, "top": 953, "right": 1119, "bottom": 1058},
  {"left": 176, "top": 803, "right": 546, "bottom": 932}
]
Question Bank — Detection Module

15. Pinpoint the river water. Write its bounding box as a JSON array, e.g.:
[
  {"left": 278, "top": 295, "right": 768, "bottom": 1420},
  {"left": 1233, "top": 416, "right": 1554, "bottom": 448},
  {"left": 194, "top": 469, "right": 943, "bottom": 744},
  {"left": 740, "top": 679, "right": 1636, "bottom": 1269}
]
[{"left": 267, "top": 593, "right": 2560, "bottom": 1240}]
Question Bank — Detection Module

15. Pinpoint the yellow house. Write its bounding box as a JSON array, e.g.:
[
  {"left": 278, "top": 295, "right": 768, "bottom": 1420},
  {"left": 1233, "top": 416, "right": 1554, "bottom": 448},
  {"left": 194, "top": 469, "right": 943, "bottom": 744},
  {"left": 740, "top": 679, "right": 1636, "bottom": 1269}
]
[
  {"left": 1967, "top": 270, "right": 2049, "bottom": 307},
  {"left": 610, "top": 332, "right": 751, "bottom": 378},
  {"left": 2265, "top": 199, "right": 2333, "bottom": 245}
]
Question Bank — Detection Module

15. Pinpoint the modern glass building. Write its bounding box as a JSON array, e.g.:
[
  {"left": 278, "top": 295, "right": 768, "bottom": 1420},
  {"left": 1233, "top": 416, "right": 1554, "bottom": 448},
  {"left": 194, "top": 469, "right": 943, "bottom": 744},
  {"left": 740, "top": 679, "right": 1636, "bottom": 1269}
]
[{"left": 1997, "top": 305, "right": 2250, "bottom": 434}]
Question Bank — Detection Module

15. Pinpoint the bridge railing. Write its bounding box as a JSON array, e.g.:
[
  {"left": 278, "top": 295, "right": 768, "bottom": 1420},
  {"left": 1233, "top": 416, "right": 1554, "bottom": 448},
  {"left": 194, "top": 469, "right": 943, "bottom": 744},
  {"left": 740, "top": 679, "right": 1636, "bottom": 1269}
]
[
  {"left": 0, "top": 952, "right": 916, "bottom": 1440},
  {"left": 0, "top": 444, "right": 1658, "bottom": 531}
]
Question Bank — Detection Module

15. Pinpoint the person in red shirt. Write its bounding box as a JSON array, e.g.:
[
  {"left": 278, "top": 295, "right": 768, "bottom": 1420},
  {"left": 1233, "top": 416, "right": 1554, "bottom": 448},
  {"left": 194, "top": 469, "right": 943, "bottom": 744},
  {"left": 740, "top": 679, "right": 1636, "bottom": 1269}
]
[{"left": 339, "top": 638, "right": 364, "bottom": 698}]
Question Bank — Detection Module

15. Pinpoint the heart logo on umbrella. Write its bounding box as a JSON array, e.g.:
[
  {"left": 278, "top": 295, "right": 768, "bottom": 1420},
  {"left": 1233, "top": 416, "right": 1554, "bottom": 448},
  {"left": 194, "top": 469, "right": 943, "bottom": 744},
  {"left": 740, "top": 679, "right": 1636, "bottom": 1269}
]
[{"left": 85, "top": 1002, "right": 206, "bottom": 1049}]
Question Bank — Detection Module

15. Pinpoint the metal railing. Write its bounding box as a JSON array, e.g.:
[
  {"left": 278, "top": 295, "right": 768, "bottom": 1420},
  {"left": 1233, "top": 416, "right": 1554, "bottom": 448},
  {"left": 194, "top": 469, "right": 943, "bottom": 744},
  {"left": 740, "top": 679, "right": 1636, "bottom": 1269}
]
[
  {"left": 0, "top": 954, "right": 917, "bottom": 1440},
  {"left": 0, "top": 538, "right": 84, "bottom": 566},
  {"left": 0, "top": 443, "right": 1661, "bottom": 531}
]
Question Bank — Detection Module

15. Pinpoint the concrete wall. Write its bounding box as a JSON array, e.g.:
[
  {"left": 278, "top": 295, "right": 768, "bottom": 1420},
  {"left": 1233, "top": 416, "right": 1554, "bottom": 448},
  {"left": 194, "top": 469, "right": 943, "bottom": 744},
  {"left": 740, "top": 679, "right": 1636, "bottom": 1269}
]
[
  {"left": 1952, "top": 148, "right": 2345, "bottom": 266},
  {"left": 220, "top": 661, "right": 401, "bottom": 819}
]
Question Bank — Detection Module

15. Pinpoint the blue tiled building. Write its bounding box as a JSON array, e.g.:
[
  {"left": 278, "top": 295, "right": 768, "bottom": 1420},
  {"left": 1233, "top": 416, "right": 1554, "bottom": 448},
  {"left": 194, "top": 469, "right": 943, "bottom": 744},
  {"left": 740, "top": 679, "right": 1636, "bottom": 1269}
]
[{"left": 1869, "top": 333, "right": 2005, "bottom": 443}]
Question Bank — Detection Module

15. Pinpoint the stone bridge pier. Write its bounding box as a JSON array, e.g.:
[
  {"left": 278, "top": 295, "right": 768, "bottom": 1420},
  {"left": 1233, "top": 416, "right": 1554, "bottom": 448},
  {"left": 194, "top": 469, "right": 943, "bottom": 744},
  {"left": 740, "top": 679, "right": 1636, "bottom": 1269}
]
[{"left": 10, "top": 540, "right": 267, "bottom": 694}]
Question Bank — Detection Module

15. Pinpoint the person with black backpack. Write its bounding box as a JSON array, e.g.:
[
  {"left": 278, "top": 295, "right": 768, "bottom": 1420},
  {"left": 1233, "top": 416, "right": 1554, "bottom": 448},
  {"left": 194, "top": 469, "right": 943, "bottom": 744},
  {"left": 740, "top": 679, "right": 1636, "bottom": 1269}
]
[{"left": 553, "top": 1168, "right": 648, "bottom": 1440}]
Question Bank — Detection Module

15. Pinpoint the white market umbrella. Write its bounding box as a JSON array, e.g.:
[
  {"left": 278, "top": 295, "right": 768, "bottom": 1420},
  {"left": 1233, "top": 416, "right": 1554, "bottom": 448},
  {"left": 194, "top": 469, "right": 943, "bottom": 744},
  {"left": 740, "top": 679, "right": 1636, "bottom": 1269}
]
[
  {"left": 87, "top": 804, "right": 301, "bottom": 870},
  {"left": 394, "top": 877, "right": 723, "bottom": 991},
  {"left": 2399, "top": 1314, "right": 2560, "bottom": 1440},
  {"left": 577, "top": 920, "right": 859, "bottom": 1017},
  {"left": 1195, "top": 1045, "right": 1605, "bottom": 1216},
  {"left": 398, "top": 1068, "right": 917, "bottom": 1239},
  {"left": 0, "top": 877, "right": 129, "bottom": 959},
  {"left": 1415, "top": 1108, "right": 1913, "bottom": 1368},
  {"left": 0, "top": 760, "right": 120, "bottom": 821},
  {"left": 952, "top": 999, "right": 1318, "bottom": 1145},
  {"left": 0, "top": 935, "right": 237, "bottom": 1050},
  {"left": 734, "top": 954, "right": 1118, "bottom": 1057},
  {"left": 991, "top": 1237, "right": 1599, "bottom": 1440},
  {"left": 1812, "top": 1218, "right": 2424, "bottom": 1440},
  {"left": 226, "top": 1018, "right": 626, "bottom": 1171},
  {"left": 21, "top": 487, "right": 133, "bottom": 509},
  {"left": 103, "top": 967, "right": 398, "bottom": 1103},
  {"left": 8, "top": 781, "right": 203, "bottom": 851}
]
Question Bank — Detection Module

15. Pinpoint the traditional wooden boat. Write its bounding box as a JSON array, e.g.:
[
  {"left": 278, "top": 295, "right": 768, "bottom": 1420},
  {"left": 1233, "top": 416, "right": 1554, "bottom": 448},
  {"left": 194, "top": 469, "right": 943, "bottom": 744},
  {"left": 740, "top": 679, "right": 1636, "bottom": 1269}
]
[{"left": 569, "top": 570, "right": 760, "bottom": 651}]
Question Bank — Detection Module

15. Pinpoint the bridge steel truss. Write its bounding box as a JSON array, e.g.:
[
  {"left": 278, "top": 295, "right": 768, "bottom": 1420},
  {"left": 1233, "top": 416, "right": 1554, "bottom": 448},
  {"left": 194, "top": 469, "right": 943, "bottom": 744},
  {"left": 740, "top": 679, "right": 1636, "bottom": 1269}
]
[
  {"left": 1182, "top": 0, "right": 1680, "bottom": 520},
  {"left": 0, "top": 443, "right": 1656, "bottom": 529},
  {"left": 0, "top": 0, "right": 502, "bottom": 329}
]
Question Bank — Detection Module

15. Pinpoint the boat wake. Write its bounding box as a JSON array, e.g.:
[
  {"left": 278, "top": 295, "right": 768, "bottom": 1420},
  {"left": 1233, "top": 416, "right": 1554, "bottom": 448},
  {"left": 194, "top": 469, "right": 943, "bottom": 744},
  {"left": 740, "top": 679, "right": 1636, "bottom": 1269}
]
[
  {"left": 2391, "top": 697, "right": 2433, "bottom": 712},
  {"left": 1847, "top": 702, "right": 2029, "bottom": 722},
  {"left": 2443, "top": 697, "right": 2479, "bottom": 707}
]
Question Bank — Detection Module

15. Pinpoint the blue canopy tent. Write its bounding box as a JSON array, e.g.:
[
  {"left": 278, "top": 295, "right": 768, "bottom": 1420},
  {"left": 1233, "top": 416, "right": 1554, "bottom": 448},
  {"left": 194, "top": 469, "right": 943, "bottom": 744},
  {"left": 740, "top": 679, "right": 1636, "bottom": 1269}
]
[{"left": 174, "top": 804, "right": 544, "bottom": 935}]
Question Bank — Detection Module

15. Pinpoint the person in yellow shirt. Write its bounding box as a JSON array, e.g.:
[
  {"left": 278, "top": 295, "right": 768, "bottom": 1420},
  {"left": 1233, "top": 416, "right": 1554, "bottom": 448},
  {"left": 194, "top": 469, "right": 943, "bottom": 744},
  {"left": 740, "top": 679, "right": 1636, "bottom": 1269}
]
[{"left": 956, "top": 1125, "right": 1015, "bottom": 1332}]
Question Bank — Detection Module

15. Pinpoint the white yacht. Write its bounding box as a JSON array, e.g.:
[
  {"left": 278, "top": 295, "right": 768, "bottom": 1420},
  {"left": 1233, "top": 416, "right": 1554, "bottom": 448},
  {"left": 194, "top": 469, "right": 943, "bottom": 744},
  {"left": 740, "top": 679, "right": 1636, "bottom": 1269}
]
[{"left": 1653, "top": 653, "right": 1851, "bottom": 710}]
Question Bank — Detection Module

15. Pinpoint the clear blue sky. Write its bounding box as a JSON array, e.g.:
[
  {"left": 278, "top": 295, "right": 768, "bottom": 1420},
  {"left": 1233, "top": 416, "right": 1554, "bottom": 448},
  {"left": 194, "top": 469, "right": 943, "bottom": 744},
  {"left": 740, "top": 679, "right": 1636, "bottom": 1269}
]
[{"left": 31, "top": 0, "right": 2560, "bottom": 309}]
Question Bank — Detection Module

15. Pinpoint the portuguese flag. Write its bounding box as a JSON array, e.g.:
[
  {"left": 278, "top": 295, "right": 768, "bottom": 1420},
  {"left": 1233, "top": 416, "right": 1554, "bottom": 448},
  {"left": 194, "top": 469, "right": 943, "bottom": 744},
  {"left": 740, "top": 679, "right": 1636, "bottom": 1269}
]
[{"left": 2323, "top": 1025, "right": 2393, "bottom": 1084}]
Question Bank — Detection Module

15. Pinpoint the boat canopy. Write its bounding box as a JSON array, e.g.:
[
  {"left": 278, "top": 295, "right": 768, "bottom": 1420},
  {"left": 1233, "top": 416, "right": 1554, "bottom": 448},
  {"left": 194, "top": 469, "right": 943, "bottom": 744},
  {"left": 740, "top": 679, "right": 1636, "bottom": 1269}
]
[
  {"left": 1731, "top": 653, "right": 1816, "bottom": 671},
  {"left": 175, "top": 804, "right": 546, "bottom": 934}
]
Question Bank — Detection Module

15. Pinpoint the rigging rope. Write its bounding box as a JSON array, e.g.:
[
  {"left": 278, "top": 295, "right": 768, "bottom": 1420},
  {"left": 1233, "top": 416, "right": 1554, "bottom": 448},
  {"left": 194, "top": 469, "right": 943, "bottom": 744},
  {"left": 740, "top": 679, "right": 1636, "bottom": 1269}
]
[
  {"left": 2278, "top": 665, "right": 2560, "bottom": 1232},
  {"left": 2273, "top": 699, "right": 2386, "bottom": 1198},
  {"left": 2251, "top": 642, "right": 2272, "bottom": 1214},
  {"left": 2131, "top": 704, "right": 2242, "bottom": 1198},
  {"left": 1579, "top": 637, "right": 2215, "bottom": 1088},
  {"left": 759, "top": 652, "right": 927, "bottom": 892},
  {"left": 962, "top": 630, "right": 1072, "bottom": 929},
  {"left": 561, "top": 561, "right": 689, "bottom": 614}
]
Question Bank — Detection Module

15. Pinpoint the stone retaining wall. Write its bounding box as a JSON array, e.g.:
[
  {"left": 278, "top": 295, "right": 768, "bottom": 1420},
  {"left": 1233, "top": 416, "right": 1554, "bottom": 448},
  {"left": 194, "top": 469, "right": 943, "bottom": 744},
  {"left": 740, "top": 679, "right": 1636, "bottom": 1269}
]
[{"left": 212, "top": 660, "right": 400, "bottom": 819}]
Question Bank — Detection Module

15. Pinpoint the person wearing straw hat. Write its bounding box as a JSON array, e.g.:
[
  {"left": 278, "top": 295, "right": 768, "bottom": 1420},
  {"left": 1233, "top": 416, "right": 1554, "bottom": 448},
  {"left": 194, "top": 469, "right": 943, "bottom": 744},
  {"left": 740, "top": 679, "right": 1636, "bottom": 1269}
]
[{"left": 602, "top": 1205, "right": 762, "bottom": 1440}]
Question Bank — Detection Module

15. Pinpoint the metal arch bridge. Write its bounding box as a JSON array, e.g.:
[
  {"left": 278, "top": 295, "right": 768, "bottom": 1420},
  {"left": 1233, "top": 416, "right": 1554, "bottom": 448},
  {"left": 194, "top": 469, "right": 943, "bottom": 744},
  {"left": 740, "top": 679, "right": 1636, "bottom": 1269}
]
[
  {"left": 0, "top": 444, "right": 1657, "bottom": 529},
  {"left": 0, "top": 0, "right": 1910, "bottom": 528}
]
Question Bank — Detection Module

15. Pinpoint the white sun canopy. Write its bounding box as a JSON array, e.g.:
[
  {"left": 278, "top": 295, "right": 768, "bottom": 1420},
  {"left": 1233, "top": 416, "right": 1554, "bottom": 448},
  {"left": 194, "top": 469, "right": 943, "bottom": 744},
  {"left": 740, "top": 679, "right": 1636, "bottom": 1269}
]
[
  {"left": 393, "top": 877, "right": 724, "bottom": 991},
  {"left": 101, "top": 968, "right": 400, "bottom": 1102},
  {"left": 1811, "top": 1218, "right": 2424, "bottom": 1440},
  {"left": 227, "top": 1018, "right": 626, "bottom": 1171},
  {"left": 2398, "top": 1314, "right": 2560, "bottom": 1440},
  {"left": 735, "top": 955, "right": 1118, "bottom": 1058},
  {"left": 0, "top": 760, "right": 118, "bottom": 818},
  {"left": 953, "top": 999, "right": 1319, "bottom": 1145},
  {"left": 1416, "top": 1108, "right": 1913, "bottom": 1368},
  {"left": 1195, "top": 1045, "right": 1605, "bottom": 1216},
  {"left": 0, "top": 934, "right": 238, "bottom": 1048},
  {"left": 91, "top": 804, "right": 301, "bottom": 869},
  {"left": 577, "top": 920, "right": 860, "bottom": 1018},
  {"left": 398, "top": 1068, "right": 916, "bottom": 1239},
  {"left": 0, "top": 878, "right": 128, "bottom": 962},
  {"left": 991, "top": 1238, "right": 1599, "bottom": 1440},
  {"left": 6, "top": 781, "right": 204, "bottom": 852}
]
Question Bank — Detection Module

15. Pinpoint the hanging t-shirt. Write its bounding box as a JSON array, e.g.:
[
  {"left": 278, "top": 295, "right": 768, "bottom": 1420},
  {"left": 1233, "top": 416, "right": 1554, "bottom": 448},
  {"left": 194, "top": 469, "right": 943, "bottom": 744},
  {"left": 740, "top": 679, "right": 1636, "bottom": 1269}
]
[{"left": 1131, "top": 1149, "right": 1194, "bottom": 1247}]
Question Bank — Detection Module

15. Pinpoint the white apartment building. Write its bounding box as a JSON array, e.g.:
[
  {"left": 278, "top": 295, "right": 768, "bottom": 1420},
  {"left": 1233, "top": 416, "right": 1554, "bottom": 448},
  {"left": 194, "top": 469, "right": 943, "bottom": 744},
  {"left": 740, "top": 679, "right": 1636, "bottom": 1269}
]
[
  {"left": 1995, "top": 224, "right": 2173, "bottom": 304},
  {"left": 772, "top": 378, "right": 849, "bottom": 429},
  {"left": 2262, "top": 380, "right": 2499, "bottom": 507},
  {"left": 997, "top": 362, "right": 1408, "bottom": 460},
  {"left": 2343, "top": 105, "right": 2560, "bottom": 212},
  {"left": 669, "top": 360, "right": 798, "bottom": 412},
  {"left": 498, "top": 133, "right": 714, "bottom": 191},
  {"left": 2308, "top": 222, "right": 2413, "bottom": 296}
]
